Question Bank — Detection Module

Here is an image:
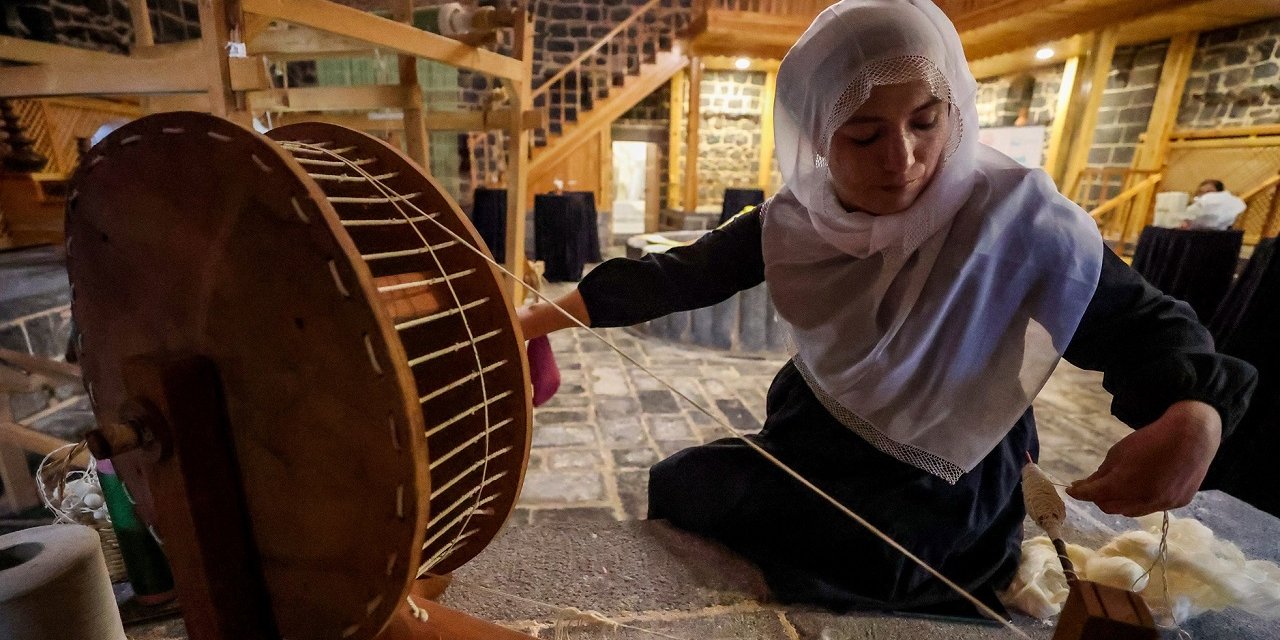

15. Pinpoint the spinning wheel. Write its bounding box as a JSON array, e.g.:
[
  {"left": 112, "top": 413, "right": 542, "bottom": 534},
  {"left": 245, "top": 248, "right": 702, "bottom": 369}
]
[{"left": 66, "top": 112, "right": 532, "bottom": 639}]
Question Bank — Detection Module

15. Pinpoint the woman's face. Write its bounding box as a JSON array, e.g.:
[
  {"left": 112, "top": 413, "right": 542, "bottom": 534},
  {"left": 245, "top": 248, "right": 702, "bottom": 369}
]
[{"left": 826, "top": 80, "right": 951, "bottom": 215}]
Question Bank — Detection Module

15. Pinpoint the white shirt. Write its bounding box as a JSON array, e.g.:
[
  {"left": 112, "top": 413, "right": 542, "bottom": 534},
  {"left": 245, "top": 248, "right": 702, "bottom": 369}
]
[{"left": 1186, "top": 191, "right": 1247, "bottom": 230}]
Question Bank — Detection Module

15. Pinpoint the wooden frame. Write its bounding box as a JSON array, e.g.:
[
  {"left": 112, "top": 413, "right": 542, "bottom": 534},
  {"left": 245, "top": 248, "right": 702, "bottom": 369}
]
[{"left": 0, "top": 0, "right": 535, "bottom": 288}]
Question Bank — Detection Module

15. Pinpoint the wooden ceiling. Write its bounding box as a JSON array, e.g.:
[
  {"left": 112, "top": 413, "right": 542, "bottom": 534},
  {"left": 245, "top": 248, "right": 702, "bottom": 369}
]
[{"left": 688, "top": 0, "right": 1280, "bottom": 79}]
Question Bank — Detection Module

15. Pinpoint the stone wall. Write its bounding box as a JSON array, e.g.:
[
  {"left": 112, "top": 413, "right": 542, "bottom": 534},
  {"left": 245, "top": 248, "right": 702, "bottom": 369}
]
[
  {"left": 1026, "top": 66, "right": 1063, "bottom": 126},
  {"left": 1179, "top": 18, "right": 1280, "bottom": 128},
  {"left": 0, "top": 0, "right": 202, "bottom": 52},
  {"left": 1087, "top": 41, "right": 1169, "bottom": 169},
  {"left": 696, "top": 71, "right": 764, "bottom": 207}
]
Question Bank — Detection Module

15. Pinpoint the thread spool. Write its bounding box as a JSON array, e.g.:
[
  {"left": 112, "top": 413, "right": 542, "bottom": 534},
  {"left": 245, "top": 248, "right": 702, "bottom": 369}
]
[{"left": 0, "top": 524, "right": 127, "bottom": 640}]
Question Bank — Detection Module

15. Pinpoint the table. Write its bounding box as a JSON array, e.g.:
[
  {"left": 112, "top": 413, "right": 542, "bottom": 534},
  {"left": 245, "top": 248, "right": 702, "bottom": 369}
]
[
  {"left": 1204, "top": 237, "right": 1279, "bottom": 517},
  {"left": 719, "top": 188, "right": 765, "bottom": 227},
  {"left": 469, "top": 187, "right": 508, "bottom": 263},
  {"left": 1130, "top": 226, "right": 1242, "bottom": 323},
  {"left": 533, "top": 191, "right": 600, "bottom": 282}
]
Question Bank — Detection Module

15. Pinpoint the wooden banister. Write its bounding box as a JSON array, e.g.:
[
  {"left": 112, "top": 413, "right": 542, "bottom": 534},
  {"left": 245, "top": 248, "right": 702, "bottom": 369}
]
[
  {"left": 1088, "top": 173, "right": 1162, "bottom": 221},
  {"left": 1240, "top": 173, "right": 1280, "bottom": 203}
]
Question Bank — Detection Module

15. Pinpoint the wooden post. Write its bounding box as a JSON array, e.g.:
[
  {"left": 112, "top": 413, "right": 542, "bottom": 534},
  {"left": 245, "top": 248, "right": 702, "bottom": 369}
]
[
  {"left": 198, "top": 0, "right": 250, "bottom": 125},
  {"left": 758, "top": 69, "right": 776, "bottom": 191},
  {"left": 502, "top": 10, "right": 535, "bottom": 302},
  {"left": 128, "top": 0, "right": 156, "bottom": 115},
  {"left": 1060, "top": 27, "right": 1119, "bottom": 198},
  {"left": 683, "top": 57, "right": 702, "bottom": 213},
  {"left": 129, "top": 0, "right": 156, "bottom": 48},
  {"left": 1124, "top": 31, "right": 1197, "bottom": 244},
  {"left": 666, "top": 70, "right": 685, "bottom": 211},
  {"left": 1043, "top": 55, "right": 1081, "bottom": 187},
  {"left": 598, "top": 129, "right": 613, "bottom": 214},
  {"left": 395, "top": 0, "right": 431, "bottom": 170},
  {"left": 0, "top": 396, "right": 40, "bottom": 516}
]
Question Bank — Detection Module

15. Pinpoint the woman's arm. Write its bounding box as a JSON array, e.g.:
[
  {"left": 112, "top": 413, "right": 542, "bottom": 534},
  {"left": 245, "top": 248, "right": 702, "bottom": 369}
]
[
  {"left": 518, "top": 210, "right": 766, "bottom": 340},
  {"left": 1061, "top": 249, "right": 1257, "bottom": 516}
]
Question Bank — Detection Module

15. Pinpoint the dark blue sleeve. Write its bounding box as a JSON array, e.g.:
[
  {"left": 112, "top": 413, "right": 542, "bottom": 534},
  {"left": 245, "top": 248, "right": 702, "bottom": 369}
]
[
  {"left": 578, "top": 209, "right": 765, "bottom": 327},
  {"left": 1064, "top": 249, "right": 1257, "bottom": 436}
]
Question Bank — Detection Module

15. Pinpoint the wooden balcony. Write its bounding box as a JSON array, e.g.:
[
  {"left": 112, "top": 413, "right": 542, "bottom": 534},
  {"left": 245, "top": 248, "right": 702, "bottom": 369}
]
[{"left": 686, "top": 0, "right": 1280, "bottom": 77}]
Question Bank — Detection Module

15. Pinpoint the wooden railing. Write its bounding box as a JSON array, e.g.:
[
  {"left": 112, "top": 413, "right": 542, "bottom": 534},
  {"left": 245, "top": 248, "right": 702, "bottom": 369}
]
[
  {"left": 701, "top": 0, "right": 830, "bottom": 15},
  {"left": 1238, "top": 172, "right": 1280, "bottom": 242},
  {"left": 530, "top": 0, "right": 686, "bottom": 145},
  {"left": 1068, "top": 167, "right": 1160, "bottom": 213},
  {"left": 1087, "top": 172, "right": 1162, "bottom": 248}
]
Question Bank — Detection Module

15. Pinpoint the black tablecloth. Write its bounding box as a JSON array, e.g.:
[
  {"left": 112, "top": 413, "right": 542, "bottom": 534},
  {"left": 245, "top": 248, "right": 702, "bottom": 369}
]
[
  {"left": 566, "top": 191, "right": 602, "bottom": 262},
  {"left": 470, "top": 187, "right": 508, "bottom": 263},
  {"left": 1130, "top": 226, "right": 1243, "bottom": 323},
  {"left": 1203, "top": 237, "right": 1280, "bottom": 517},
  {"left": 719, "top": 188, "right": 765, "bottom": 227},
  {"left": 534, "top": 192, "right": 599, "bottom": 282}
]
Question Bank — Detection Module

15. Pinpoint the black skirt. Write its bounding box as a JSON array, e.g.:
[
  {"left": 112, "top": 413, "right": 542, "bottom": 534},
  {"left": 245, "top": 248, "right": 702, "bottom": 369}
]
[{"left": 648, "top": 360, "right": 1033, "bottom": 617}]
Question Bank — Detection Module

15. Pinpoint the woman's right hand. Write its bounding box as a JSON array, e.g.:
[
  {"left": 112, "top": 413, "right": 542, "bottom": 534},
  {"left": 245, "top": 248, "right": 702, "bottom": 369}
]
[{"left": 516, "top": 290, "right": 591, "bottom": 342}]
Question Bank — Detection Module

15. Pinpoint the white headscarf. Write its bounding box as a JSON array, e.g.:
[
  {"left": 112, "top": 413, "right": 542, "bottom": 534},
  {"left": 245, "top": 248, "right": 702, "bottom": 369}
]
[{"left": 762, "top": 0, "right": 1104, "bottom": 483}]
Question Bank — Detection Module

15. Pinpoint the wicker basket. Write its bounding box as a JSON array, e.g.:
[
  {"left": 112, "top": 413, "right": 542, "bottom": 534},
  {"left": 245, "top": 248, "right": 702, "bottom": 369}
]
[{"left": 94, "top": 521, "right": 128, "bottom": 583}]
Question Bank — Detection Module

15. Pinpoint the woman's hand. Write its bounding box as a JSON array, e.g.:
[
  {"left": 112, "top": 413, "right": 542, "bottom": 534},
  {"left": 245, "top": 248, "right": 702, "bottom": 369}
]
[
  {"left": 1067, "top": 400, "right": 1221, "bottom": 517},
  {"left": 516, "top": 290, "right": 591, "bottom": 342}
]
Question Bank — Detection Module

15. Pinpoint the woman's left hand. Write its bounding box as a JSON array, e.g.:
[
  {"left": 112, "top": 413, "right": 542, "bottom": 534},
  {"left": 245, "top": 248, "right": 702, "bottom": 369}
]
[{"left": 1066, "top": 400, "right": 1221, "bottom": 517}]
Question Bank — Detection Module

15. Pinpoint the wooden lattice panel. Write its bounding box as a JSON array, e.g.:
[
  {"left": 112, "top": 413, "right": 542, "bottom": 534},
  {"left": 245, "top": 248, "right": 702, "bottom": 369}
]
[
  {"left": 1165, "top": 139, "right": 1280, "bottom": 240},
  {"left": 11, "top": 98, "right": 139, "bottom": 174}
]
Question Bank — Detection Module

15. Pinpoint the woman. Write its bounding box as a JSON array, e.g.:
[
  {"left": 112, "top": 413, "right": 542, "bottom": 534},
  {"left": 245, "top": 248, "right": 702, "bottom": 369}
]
[{"left": 518, "top": 0, "right": 1255, "bottom": 616}]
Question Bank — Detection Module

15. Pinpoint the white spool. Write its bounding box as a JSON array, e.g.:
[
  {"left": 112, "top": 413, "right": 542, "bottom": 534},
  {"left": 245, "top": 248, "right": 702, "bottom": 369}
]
[{"left": 0, "top": 524, "right": 127, "bottom": 640}]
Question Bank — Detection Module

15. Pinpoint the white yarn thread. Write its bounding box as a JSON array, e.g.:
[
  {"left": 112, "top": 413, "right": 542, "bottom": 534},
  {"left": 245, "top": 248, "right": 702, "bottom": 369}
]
[
  {"left": 1022, "top": 462, "right": 1066, "bottom": 541},
  {"left": 282, "top": 139, "right": 1032, "bottom": 639}
]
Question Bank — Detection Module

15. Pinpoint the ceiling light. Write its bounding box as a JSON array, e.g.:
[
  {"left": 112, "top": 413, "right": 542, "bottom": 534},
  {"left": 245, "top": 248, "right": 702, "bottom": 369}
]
[
  {"left": 1035, "top": 47, "right": 1054, "bottom": 61},
  {"left": 734, "top": 57, "right": 751, "bottom": 70}
]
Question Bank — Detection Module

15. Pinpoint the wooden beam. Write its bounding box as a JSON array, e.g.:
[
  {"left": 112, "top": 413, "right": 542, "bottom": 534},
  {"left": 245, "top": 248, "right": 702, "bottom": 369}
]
[
  {"left": 396, "top": 0, "right": 431, "bottom": 171},
  {"left": 1169, "top": 124, "right": 1280, "bottom": 140},
  {"left": 667, "top": 70, "right": 686, "bottom": 211},
  {"left": 1125, "top": 31, "right": 1197, "bottom": 242},
  {"left": 0, "top": 400, "right": 39, "bottom": 515},
  {"left": 0, "top": 46, "right": 208, "bottom": 98},
  {"left": 758, "top": 69, "right": 776, "bottom": 191},
  {"left": 0, "top": 349, "right": 82, "bottom": 382},
  {"left": 197, "top": 0, "right": 244, "bottom": 122},
  {"left": 957, "top": 0, "right": 1201, "bottom": 60},
  {"left": 247, "top": 25, "right": 371, "bottom": 59},
  {"left": 0, "top": 421, "right": 87, "bottom": 467},
  {"left": 683, "top": 58, "right": 703, "bottom": 213},
  {"left": 502, "top": 10, "right": 535, "bottom": 301},
  {"left": 43, "top": 97, "right": 144, "bottom": 118},
  {"left": 702, "top": 56, "right": 781, "bottom": 72},
  {"left": 241, "top": 0, "right": 525, "bottom": 80},
  {"left": 1043, "top": 54, "right": 1078, "bottom": 187},
  {"left": 128, "top": 0, "right": 156, "bottom": 48},
  {"left": 1061, "top": 27, "right": 1118, "bottom": 197},
  {"left": 247, "top": 85, "right": 404, "bottom": 112},
  {"left": 0, "top": 35, "right": 127, "bottom": 65},
  {"left": 969, "top": 36, "right": 1086, "bottom": 81},
  {"left": 270, "top": 108, "right": 543, "bottom": 131}
]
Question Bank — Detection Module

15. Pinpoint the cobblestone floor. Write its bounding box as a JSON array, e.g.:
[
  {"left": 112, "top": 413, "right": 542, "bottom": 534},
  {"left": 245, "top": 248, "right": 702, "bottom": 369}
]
[{"left": 511, "top": 281, "right": 1133, "bottom": 525}]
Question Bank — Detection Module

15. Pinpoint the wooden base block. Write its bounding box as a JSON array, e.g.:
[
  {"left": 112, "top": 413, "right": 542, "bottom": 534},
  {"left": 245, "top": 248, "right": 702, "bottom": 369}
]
[{"left": 1053, "top": 580, "right": 1159, "bottom": 640}]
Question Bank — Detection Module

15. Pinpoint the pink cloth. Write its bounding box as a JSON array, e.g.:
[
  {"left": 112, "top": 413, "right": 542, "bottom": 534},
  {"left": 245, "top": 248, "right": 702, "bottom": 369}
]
[{"left": 527, "top": 335, "right": 560, "bottom": 407}]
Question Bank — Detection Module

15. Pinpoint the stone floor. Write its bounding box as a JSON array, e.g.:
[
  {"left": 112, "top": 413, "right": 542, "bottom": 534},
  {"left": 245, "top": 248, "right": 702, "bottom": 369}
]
[{"left": 510, "top": 277, "right": 1133, "bottom": 526}]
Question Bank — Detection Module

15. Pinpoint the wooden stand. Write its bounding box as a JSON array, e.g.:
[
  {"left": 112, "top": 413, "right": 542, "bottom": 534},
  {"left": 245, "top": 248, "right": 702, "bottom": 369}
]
[
  {"left": 90, "top": 353, "right": 537, "bottom": 640},
  {"left": 1053, "top": 580, "right": 1159, "bottom": 640}
]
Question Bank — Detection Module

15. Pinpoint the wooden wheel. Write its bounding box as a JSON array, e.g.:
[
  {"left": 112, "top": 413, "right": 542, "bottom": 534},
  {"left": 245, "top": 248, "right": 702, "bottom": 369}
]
[{"left": 67, "top": 112, "right": 532, "bottom": 639}]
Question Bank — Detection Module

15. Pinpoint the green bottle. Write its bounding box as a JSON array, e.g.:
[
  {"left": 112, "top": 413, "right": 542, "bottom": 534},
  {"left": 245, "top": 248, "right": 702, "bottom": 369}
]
[{"left": 97, "top": 458, "right": 176, "bottom": 605}]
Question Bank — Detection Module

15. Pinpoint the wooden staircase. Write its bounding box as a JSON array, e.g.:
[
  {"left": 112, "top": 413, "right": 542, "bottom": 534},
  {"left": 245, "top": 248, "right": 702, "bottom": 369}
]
[{"left": 527, "top": 0, "right": 691, "bottom": 187}]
